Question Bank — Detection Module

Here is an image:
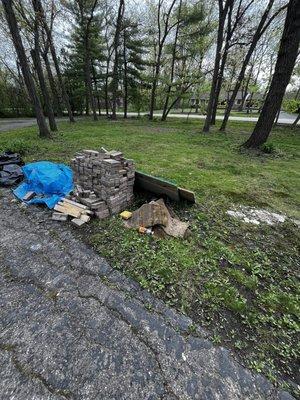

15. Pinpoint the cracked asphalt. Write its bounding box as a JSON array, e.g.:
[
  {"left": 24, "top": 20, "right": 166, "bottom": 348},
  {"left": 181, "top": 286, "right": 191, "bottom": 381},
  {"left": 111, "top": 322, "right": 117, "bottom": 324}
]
[{"left": 0, "top": 188, "right": 295, "bottom": 400}]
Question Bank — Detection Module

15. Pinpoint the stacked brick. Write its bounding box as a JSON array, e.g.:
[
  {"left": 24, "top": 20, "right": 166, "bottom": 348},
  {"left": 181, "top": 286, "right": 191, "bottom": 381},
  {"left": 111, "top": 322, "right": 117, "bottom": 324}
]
[{"left": 70, "top": 149, "right": 135, "bottom": 219}]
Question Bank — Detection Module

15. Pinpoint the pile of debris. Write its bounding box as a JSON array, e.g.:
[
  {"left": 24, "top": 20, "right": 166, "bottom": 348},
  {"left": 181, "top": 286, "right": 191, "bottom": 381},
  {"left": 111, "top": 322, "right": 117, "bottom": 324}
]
[
  {"left": 53, "top": 198, "right": 93, "bottom": 227},
  {"left": 51, "top": 149, "right": 135, "bottom": 226},
  {"left": 11, "top": 149, "right": 192, "bottom": 235}
]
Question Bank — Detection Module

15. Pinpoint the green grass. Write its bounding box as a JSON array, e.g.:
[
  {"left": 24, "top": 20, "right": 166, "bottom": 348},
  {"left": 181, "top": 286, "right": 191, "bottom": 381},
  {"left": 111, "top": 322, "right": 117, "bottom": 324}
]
[{"left": 0, "top": 116, "right": 299, "bottom": 397}]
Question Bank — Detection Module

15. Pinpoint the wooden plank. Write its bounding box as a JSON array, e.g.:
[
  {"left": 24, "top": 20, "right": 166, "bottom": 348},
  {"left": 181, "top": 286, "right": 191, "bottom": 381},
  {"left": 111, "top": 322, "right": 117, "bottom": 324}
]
[
  {"left": 61, "top": 198, "right": 88, "bottom": 210},
  {"left": 134, "top": 171, "right": 180, "bottom": 202},
  {"left": 54, "top": 204, "right": 81, "bottom": 218},
  {"left": 135, "top": 171, "right": 196, "bottom": 203},
  {"left": 178, "top": 187, "right": 196, "bottom": 204},
  {"left": 80, "top": 214, "right": 91, "bottom": 223},
  {"left": 58, "top": 201, "right": 83, "bottom": 213}
]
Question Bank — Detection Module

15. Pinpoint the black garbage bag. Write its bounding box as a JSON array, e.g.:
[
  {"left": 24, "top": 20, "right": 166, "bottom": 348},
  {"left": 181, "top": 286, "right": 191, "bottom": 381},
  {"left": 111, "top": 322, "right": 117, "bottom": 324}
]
[
  {"left": 0, "top": 151, "right": 23, "bottom": 167},
  {"left": 0, "top": 152, "right": 24, "bottom": 186}
]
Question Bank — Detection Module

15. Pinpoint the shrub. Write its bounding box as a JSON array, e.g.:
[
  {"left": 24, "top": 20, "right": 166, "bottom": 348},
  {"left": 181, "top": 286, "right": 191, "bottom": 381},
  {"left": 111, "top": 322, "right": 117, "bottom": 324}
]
[{"left": 282, "top": 99, "right": 300, "bottom": 114}]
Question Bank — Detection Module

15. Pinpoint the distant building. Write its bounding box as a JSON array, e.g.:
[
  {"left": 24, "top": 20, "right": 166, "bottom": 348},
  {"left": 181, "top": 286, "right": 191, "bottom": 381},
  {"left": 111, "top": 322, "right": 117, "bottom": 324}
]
[{"left": 190, "top": 90, "right": 263, "bottom": 111}]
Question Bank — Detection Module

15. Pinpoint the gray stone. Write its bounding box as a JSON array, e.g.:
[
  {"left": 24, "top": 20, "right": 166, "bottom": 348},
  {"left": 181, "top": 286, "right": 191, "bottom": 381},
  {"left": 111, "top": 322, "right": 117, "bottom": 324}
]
[
  {"left": 71, "top": 218, "right": 86, "bottom": 227},
  {"left": 52, "top": 212, "right": 68, "bottom": 222}
]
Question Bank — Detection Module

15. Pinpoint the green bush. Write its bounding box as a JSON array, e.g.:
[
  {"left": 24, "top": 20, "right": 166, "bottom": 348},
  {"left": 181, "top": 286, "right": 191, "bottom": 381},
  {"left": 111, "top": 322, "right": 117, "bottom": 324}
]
[{"left": 282, "top": 99, "right": 300, "bottom": 114}]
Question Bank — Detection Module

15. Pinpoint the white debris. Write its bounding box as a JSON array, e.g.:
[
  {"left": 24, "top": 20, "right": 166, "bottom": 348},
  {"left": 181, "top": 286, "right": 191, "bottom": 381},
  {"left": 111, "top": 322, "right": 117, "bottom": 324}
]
[{"left": 226, "top": 206, "right": 287, "bottom": 226}]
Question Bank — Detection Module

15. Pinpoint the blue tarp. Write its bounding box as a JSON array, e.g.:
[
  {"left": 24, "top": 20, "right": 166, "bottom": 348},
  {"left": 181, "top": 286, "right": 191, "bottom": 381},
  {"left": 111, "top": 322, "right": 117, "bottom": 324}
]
[{"left": 14, "top": 161, "right": 73, "bottom": 209}]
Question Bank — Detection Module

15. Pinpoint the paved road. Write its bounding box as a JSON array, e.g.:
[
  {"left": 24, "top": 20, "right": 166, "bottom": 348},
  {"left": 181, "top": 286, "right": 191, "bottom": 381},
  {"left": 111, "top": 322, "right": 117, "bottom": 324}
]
[
  {"left": 0, "top": 118, "right": 41, "bottom": 132},
  {"left": 0, "top": 188, "right": 294, "bottom": 400},
  {"left": 0, "top": 111, "right": 299, "bottom": 132},
  {"left": 134, "top": 111, "right": 299, "bottom": 125},
  {"left": 0, "top": 118, "right": 67, "bottom": 133}
]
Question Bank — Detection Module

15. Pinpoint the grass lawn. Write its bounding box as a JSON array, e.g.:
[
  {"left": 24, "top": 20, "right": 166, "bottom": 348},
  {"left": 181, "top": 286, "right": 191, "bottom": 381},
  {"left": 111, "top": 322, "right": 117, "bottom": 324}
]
[{"left": 0, "top": 117, "right": 299, "bottom": 397}]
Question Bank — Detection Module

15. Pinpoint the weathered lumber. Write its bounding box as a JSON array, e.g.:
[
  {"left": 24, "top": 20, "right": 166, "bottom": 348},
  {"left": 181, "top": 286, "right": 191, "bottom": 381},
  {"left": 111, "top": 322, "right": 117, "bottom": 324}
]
[
  {"left": 71, "top": 218, "right": 86, "bottom": 227},
  {"left": 134, "top": 171, "right": 180, "bottom": 202},
  {"left": 61, "top": 198, "right": 88, "bottom": 210},
  {"left": 54, "top": 204, "right": 81, "bottom": 218},
  {"left": 134, "top": 171, "right": 195, "bottom": 204},
  {"left": 178, "top": 188, "right": 196, "bottom": 203}
]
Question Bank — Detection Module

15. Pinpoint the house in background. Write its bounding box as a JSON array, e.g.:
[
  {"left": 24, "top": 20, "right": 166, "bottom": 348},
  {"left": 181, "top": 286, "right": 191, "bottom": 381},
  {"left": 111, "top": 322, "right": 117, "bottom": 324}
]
[
  {"left": 190, "top": 93, "right": 209, "bottom": 110},
  {"left": 190, "top": 90, "right": 263, "bottom": 112},
  {"left": 226, "top": 90, "right": 250, "bottom": 110}
]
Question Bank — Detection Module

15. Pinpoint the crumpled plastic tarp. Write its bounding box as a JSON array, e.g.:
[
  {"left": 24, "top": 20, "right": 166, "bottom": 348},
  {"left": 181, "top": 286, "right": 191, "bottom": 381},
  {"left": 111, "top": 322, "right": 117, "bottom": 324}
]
[
  {"left": 0, "top": 152, "right": 24, "bottom": 186},
  {"left": 13, "top": 161, "right": 73, "bottom": 208}
]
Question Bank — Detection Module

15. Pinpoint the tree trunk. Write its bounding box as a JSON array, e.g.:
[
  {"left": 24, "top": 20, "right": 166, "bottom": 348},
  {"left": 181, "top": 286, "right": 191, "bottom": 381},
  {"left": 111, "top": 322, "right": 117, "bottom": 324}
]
[
  {"left": 203, "top": 1, "right": 230, "bottom": 132},
  {"left": 149, "top": 0, "right": 177, "bottom": 120},
  {"left": 84, "top": 50, "right": 98, "bottom": 121},
  {"left": 105, "top": 74, "right": 109, "bottom": 116},
  {"left": 111, "top": 0, "right": 125, "bottom": 120},
  {"left": 32, "top": 0, "right": 75, "bottom": 123},
  {"left": 42, "top": 51, "right": 63, "bottom": 117},
  {"left": 149, "top": 56, "right": 161, "bottom": 120},
  {"left": 210, "top": 0, "right": 234, "bottom": 126},
  {"left": 3, "top": 0, "right": 50, "bottom": 138},
  {"left": 244, "top": 0, "right": 300, "bottom": 148},
  {"left": 31, "top": 49, "right": 57, "bottom": 131},
  {"left": 31, "top": 12, "right": 57, "bottom": 132},
  {"left": 240, "top": 67, "right": 253, "bottom": 111},
  {"left": 161, "top": 0, "right": 182, "bottom": 121},
  {"left": 292, "top": 112, "right": 300, "bottom": 127},
  {"left": 123, "top": 29, "right": 128, "bottom": 119},
  {"left": 92, "top": 64, "right": 101, "bottom": 116},
  {"left": 220, "top": 0, "right": 275, "bottom": 131},
  {"left": 211, "top": 47, "right": 229, "bottom": 125}
]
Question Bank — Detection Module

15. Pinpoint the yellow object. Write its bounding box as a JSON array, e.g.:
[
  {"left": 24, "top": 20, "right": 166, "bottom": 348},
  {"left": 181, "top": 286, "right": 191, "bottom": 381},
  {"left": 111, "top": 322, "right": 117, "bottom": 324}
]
[{"left": 120, "top": 210, "right": 132, "bottom": 220}]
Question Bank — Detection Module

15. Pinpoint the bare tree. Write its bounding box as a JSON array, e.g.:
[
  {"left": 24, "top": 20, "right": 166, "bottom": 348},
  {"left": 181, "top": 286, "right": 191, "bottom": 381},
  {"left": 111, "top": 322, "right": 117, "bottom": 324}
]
[
  {"left": 76, "top": 0, "right": 99, "bottom": 121},
  {"left": 210, "top": 0, "right": 255, "bottom": 125},
  {"left": 161, "top": 0, "right": 183, "bottom": 121},
  {"left": 34, "top": 0, "right": 75, "bottom": 122},
  {"left": 111, "top": 0, "right": 125, "bottom": 120},
  {"left": 243, "top": 0, "right": 300, "bottom": 148},
  {"left": 2, "top": 0, "right": 50, "bottom": 138},
  {"left": 40, "top": 6, "right": 63, "bottom": 117},
  {"left": 149, "top": 0, "right": 178, "bottom": 120},
  {"left": 203, "top": 0, "right": 233, "bottom": 132},
  {"left": 219, "top": 0, "right": 288, "bottom": 131},
  {"left": 31, "top": 0, "right": 57, "bottom": 131}
]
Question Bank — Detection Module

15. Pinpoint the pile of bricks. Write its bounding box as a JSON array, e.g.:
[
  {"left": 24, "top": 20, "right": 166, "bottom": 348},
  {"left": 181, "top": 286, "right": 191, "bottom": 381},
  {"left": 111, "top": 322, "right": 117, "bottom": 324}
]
[{"left": 70, "top": 149, "right": 135, "bottom": 219}]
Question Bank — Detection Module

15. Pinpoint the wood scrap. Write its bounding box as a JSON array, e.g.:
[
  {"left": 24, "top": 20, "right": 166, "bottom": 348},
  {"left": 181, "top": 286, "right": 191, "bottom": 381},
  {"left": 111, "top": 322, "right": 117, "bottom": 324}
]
[
  {"left": 178, "top": 187, "right": 196, "bottom": 203},
  {"left": 71, "top": 218, "right": 86, "bottom": 227},
  {"left": 54, "top": 203, "right": 82, "bottom": 218},
  {"left": 134, "top": 171, "right": 195, "bottom": 204},
  {"left": 62, "top": 198, "right": 88, "bottom": 210},
  {"left": 23, "top": 191, "right": 35, "bottom": 201},
  {"left": 80, "top": 214, "right": 91, "bottom": 223}
]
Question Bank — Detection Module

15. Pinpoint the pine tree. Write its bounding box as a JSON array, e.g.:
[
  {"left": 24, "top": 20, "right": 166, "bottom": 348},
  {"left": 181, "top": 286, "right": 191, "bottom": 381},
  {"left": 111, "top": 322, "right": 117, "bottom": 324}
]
[
  {"left": 63, "top": 0, "right": 105, "bottom": 118},
  {"left": 120, "top": 18, "right": 147, "bottom": 118}
]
